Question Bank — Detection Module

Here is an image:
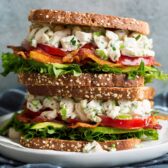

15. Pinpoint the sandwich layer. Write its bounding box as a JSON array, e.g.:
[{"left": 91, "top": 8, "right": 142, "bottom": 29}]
[
  {"left": 29, "top": 9, "right": 150, "bottom": 35},
  {"left": 26, "top": 86, "right": 155, "bottom": 100},
  {"left": 18, "top": 73, "right": 144, "bottom": 87},
  {"left": 25, "top": 92, "right": 153, "bottom": 123},
  {"left": 20, "top": 137, "right": 141, "bottom": 152}
]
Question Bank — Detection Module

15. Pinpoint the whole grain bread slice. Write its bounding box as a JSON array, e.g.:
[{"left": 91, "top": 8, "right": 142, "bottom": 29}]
[
  {"left": 18, "top": 73, "right": 144, "bottom": 87},
  {"left": 29, "top": 9, "right": 150, "bottom": 35},
  {"left": 20, "top": 137, "right": 141, "bottom": 152},
  {"left": 26, "top": 85, "right": 155, "bottom": 100}
]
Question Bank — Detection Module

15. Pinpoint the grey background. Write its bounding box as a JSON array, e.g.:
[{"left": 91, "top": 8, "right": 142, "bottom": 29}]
[{"left": 0, "top": 0, "right": 168, "bottom": 94}]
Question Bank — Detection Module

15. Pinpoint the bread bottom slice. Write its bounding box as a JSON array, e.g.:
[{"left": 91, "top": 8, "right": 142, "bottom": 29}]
[{"left": 20, "top": 137, "right": 141, "bottom": 152}]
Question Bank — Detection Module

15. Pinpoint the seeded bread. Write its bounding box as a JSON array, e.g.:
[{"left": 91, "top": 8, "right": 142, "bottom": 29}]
[
  {"left": 26, "top": 85, "right": 155, "bottom": 100},
  {"left": 29, "top": 9, "right": 150, "bottom": 35},
  {"left": 18, "top": 73, "right": 144, "bottom": 87},
  {"left": 20, "top": 137, "right": 141, "bottom": 152}
]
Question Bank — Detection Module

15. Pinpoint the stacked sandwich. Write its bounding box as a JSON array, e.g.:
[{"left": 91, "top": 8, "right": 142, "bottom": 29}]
[{"left": 1, "top": 9, "right": 168, "bottom": 152}]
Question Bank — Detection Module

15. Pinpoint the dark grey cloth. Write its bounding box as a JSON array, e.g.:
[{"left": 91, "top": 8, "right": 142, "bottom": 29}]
[{"left": 0, "top": 88, "right": 168, "bottom": 168}]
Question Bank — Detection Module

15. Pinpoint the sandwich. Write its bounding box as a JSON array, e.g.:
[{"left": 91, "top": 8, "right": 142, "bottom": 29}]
[{"left": 0, "top": 9, "right": 168, "bottom": 153}]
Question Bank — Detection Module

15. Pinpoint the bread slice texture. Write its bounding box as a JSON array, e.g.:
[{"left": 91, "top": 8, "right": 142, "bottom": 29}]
[
  {"left": 18, "top": 73, "right": 144, "bottom": 88},
  {"left": 20, "top": 137, "right": 141, "bottom": 152},
  {"left": 26, "top": 85, "right": 155, "bottom": 100},
  {"left": 29, "top": 9, "right": 150, "bottom": 35}
]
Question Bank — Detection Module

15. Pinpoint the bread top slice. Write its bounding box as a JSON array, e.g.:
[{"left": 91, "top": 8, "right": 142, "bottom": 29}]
[
  {"left": 29, "top": 9, "right": 150, "bottom": 35},
  {"left": 18, "top": 73, "right": 144, "bottom": 88},
  {"left": 20, "top": 137, "right": 141, "bottom": 152}
]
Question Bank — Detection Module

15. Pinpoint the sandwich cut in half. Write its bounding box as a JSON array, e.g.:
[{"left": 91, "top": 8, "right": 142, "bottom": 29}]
[{"left": 1, "top": 9, "right": 168, "bottom": 153}]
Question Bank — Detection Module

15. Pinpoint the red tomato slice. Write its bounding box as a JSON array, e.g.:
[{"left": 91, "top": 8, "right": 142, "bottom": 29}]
[
  {"left": 100, "top": 116, "right": 151, "bottom": 129},
  {"left": 37, "top": 43, "right": 66, "bottom": 56},
  {"left": 118, "top": 55, "right": 155, "bottom": 66}
]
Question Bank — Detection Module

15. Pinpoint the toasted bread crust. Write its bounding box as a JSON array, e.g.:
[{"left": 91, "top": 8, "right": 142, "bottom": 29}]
[
  {"left": 29, "top": 9, "right": 150, "bottom": 35},
  {"left": 20, "top": 137, "right": 141, "bottom": 152},
  {"left": 18, "top": 73, "right": 144, "bottom": 88},
  {"left": 26, "top": 85, "right": 155, "bottom": 100}
]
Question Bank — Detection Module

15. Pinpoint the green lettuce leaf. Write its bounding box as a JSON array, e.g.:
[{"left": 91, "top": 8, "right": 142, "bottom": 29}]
[
  {"left": 82, "top": 62, "right": 168, "bottom": 83},
  {"left": 0, "top": 115, "right": 158, "bottom": 141},
  {"left": 1, "top": 53, "right": 81, "bottom": 77},
  {"left": 22, "top": 125, "right": 158, "bottom": 141},
  {"left": 1, "top": 52, "right": 168, "bottom": 83}
]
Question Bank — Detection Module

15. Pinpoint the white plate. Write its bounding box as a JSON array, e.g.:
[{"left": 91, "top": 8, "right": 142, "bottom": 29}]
[{"left": 0, "top": 113, "right": 168, "bottom": 167}]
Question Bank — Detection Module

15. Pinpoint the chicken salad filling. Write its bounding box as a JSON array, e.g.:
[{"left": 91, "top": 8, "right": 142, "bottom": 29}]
[
  {"left": 26, "top": 93, "right": 153, "bottom": 122},
  {"left": 27, "top": 24, "right": 155, "bottom": 62}
]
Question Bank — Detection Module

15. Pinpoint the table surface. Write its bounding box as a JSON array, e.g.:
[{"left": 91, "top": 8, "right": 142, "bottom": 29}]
[{"left": 1, "top": 88, "right": 168, "bottom": 168}]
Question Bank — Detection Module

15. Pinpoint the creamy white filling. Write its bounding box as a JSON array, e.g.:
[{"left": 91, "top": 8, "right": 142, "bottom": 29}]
[
  {"left": 27, "top": 25, "right": 155, "bottom": 60},
  {"left": 83, "top": 141, "right": 117, "bottom": 153},
  {"left": 83, "top": 141, "right": 107, "bottom": 153},
  {"left": 26, "top": 93, "right": 152, "bottom": 122}
]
